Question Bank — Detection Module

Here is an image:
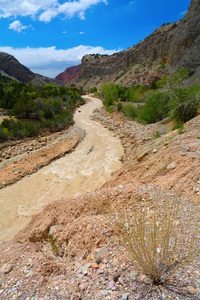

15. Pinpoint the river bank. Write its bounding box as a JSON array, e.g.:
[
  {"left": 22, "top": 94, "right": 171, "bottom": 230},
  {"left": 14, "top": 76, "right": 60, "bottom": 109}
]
[
  {"left": 0, "top": 95, "right": 124, "bottom": 241},
  {"left": 0, "top": 126, "right": 84, "bottom": 189}
]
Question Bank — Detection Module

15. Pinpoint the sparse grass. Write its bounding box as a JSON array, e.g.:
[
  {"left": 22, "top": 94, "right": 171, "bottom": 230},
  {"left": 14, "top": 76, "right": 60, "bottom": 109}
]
[
  {"left": 108, "top": 187, "right": 200, "bottom": 295},
  {"left": 173, "top": 122, "right": 184, "bottom": 134},
  {"left": 153, "top": 131, "right": 161, "bottom": 139},
  {"left": 49, "top": 234, "right": 60, "bottom": 256},
  {"left": 157, "top": 63, "right": 166, "bottom": 70}
]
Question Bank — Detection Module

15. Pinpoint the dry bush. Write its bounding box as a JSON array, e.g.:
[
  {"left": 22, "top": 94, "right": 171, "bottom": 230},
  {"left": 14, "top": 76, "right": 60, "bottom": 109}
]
[{"left": 109, "top": 187, "right": 200, "bottom": 286}]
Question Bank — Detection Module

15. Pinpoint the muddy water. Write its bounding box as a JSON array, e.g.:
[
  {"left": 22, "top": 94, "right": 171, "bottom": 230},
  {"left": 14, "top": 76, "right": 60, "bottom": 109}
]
[{"left": 0, "top": 96, "right": 124, "bottom": 241}]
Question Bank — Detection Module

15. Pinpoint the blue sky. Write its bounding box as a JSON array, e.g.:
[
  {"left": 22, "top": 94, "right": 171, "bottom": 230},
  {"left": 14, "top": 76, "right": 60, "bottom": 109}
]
[{"left": 0, "top": 0, "right": 191, "bottom": 78}]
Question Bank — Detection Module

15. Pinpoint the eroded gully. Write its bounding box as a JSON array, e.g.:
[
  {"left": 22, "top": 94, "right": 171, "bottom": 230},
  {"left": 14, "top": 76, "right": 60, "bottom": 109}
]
[{"left": 0, "top": 96, "right": 124, "bottom": 241}]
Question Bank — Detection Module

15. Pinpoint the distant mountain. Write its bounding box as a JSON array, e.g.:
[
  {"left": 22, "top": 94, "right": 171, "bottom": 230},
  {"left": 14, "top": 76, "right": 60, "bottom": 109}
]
[
  {"left": 68, "top": 0, "right": 200, "bottom": 89},
  {"left": 0, "top": 52, "right": 62, "bottom": 86},
  {"left": 55, "top": 65, "right": 80, "bottom": 83}
]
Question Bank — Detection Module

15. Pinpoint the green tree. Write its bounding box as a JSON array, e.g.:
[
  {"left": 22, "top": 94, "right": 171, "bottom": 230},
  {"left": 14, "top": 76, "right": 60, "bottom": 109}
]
[{"left": 141, "top": 92, "right": 170, "bottom": 123}]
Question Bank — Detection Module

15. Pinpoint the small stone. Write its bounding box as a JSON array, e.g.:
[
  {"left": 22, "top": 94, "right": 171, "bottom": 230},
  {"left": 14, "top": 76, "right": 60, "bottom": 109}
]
[
  {"left": 49, "top": 225, "right": 59, "bottom": 237},
  {"left": 122, "top": 294, "right": 129, "bottom": 300},
  {"left": 99, "top": 290, "right": 109, "bottom": 296},
  {"left": 79, "top": 283, "right": 87, "bottom": 291},
  {"left": 167, "top": 162, "right": 177, "bottom": 170},
  {"left": 1, "top": 263, "right": 13, "bottom": 274},
  {"left": 196, "top": 151, "right": 200, "bottom": 156},
  {"left": 81, "top": 263, "right": 90, "bottom": 275},
  {"left": 186, "top": 286, "right": 196, "bottom": 294},
  {"left": 36, "top": 267, "right": 41, "bottom": 272},
  {"left": 25, "top": 271, "right": 34, "bottom": 278},
  {"left": 95, "top": 247, "right": 108, "bottom": 264},
  {"left": 109, "top": 280, "right": 115, "bottom": 289},
  {"left": 95, "top": 256, "right": 102, "bottom": 264},
  {"left": 139, "top": 275, "right": 149, "bottom": 283},
  {"left": 113, "top": 272, "right": 120, "bottom": 282},
  {"left": 153, "top": 149, "right": 157, "bottom": 153},
  {"left": 27, "top": 258, "right": 33, "bottom": 267},
  {"left": 114, "top": 190, "right": 119, "bottom": 196},
  {"left": 137, "top": 150, "right": 148, "bottom": 162},
  {"left": 118, "top": 185, "right": 125, "bottom": 189},
  {"left": 181, "top": 145, "right": 189, "bottom": 153},
  {"left": 132, "top": 281, "right": 137, "bottom": 291},
  {"left": 130, "top": 270, "right": 137, "bottom": 280},
  {"left": 92, "top": 263, "right": 99, "bottom": 269},
  {"left": 181, "top": 152, "right": 187, "bottom": 156}
]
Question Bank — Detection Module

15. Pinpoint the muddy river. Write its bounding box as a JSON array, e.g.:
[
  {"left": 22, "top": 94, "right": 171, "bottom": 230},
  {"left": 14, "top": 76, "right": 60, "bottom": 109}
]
[{"left": 0, "top": 96, "right": 124, "bottom": 241}]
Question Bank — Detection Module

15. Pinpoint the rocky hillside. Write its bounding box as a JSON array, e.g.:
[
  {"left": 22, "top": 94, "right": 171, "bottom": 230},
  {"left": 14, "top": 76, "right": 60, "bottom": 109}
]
[
  {"left": 0, "top": 52, "right": 62, "bottom": 86},
  {"left": 70, "top": 0, "right": 200, "bottom": 89},
  {"left": 55, "top": 65, "right": 80, "bottom": 83}
]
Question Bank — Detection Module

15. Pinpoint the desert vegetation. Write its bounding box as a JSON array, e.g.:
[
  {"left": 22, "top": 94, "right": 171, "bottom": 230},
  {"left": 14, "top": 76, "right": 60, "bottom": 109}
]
[
  {"left": 99, "top": 68, "right": 200, "bottom": 125},
  {"left": 0, "top": 81, "right": 85, "bottom": 141},
  {"left": 108, "top": 187, "right": 200, "bottom": 297}
]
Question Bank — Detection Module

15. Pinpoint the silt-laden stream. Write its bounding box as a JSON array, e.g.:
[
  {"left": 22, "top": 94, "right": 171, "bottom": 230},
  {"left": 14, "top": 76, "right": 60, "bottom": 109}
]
[{"left": 0, "top": 96, "right": 124, "bottom": 241}]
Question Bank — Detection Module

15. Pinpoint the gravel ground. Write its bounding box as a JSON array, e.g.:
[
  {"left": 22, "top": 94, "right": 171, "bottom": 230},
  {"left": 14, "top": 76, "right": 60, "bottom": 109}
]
[{"left": 0, "top": 185, "right": 199, "bottom": 300}]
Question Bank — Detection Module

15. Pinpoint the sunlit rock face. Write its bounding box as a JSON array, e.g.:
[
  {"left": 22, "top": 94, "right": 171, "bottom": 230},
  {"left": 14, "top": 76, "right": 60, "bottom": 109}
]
[{"left": 70, "top": 0, "right": 200, "bottom": 89}]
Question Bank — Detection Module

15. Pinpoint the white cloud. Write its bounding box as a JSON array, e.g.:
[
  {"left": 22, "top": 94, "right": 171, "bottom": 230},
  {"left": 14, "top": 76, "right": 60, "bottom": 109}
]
[
  {"left": 80, "top": 31, "right": 84, "bottom": 34},
  {"left": 8, "top": 20, "right": 30, "bottom": 32},
  {"left": 39, "top": 9, "right": 58, "bottom": 22},
  {"left": 0, "top": 0, "right": 107, "bottom": 22},
  {"left": 180, "top": 10, "right": 187, "bottom": 16},
  {"left": 0, "top": 0, "right": 57, "bottom": 18},
  {"left": 0, "top": 45, "right": 120, "bottom": 78}
]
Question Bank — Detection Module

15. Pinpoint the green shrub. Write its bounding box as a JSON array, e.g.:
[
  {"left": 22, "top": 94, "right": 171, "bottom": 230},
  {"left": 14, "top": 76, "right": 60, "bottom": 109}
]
[
  {"left": 0, "top": 128, "right": 9, "bottom": 141},
  {"left": 124, "top": 104, "right": 137, "bottom": 119},
  {"left": 0, "top": 82, "right": 84, "bottom": 141},
  {"left": 140, "top": 92, "right": 169, "bottom": 123},
  {"left": 169, "top": 86, "right": 200, "bottom": 123},
  {"left": 23, "top": 122, "right": 40, "bottom": 137},
  {"left": 99, "top": 83, "right": 148, "bottom": 107},
  {"left": 89, "top": 87, "right": 97, "bottom": 93},
  {"left": 100, "top": 82, "right": 118, "bottom": 107}
]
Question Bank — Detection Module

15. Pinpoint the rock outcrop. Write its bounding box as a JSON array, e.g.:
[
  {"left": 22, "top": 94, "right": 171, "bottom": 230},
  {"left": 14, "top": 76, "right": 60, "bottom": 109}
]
[
  {"left": 55, "top": 65, "right": 80, "bottom": 83},
  {"left": 70, "top": 0, "right": 200, "bottom": 89}
]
